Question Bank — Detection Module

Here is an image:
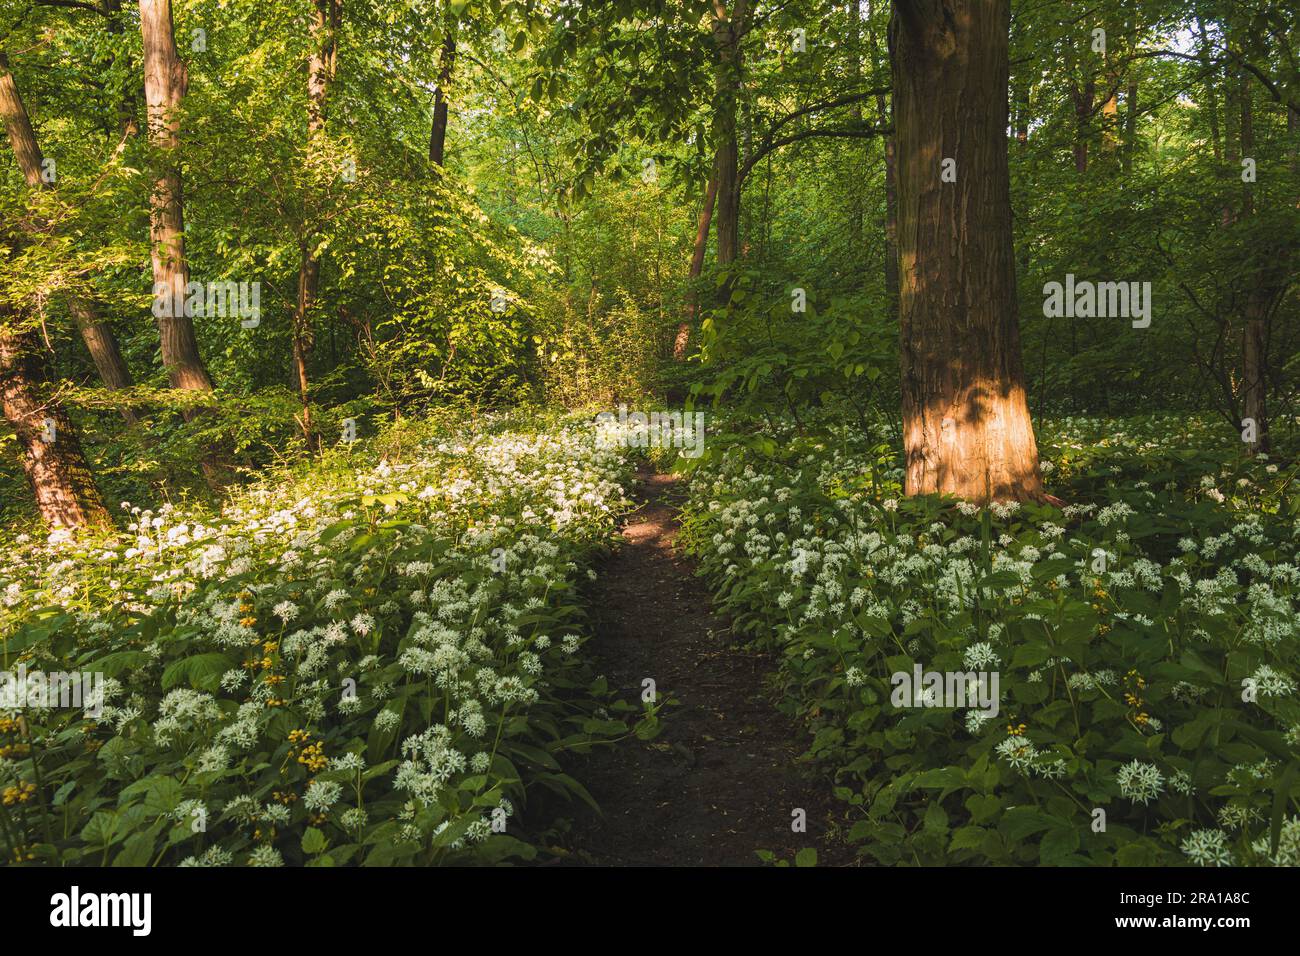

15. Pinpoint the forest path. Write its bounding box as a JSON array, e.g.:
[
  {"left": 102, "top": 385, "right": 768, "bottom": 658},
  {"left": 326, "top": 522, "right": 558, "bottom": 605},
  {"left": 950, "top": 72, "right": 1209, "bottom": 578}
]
[{"left": 555, "top": 465, "right": 851, "bottom": 866}]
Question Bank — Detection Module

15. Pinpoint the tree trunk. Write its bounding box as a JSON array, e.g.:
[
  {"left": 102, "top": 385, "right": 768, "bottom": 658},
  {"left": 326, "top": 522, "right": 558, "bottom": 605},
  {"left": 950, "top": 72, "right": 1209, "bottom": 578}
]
[
  {"left": 868, "top": 3, "right": 899, "bottom": 325},
  {"left": 1238, "top": 77, "right": 1271, "bottom": 454},
  {"left": 1196, "top": 18, "right": 1221, "bottom": 161},
  {"left": 0, "top": 58, "right": 141, "bottom": 425},
  {"left": 0, "top": 326, "right": 112, "bottom": 529},
  {"left": 1072, "top": 78, "right": 1094, "bottom": 174},
  {"left": 848, "top": 2, "right": 865, "bottom": 254},
  {"left": 711, "top": 0, "right": 746, "bottom": 276},
  {"left": 429, "top": 20, "right": 457, "bottom": 166},
  {"left": 1122, "top": 75, "right": 1139, "bottom": 173},
  {"left": 0, "top": 59, "right": 112, "bottom": 528},
  {"left": 1241, "top": 312, "right": 1268, "bottom": 453},
  {"left": 675, "top": 166, "right": 719, "bottom": 360},
  {"left": 70, "top": 300, "right": 138, "bottom": 424},
  {"left": 881, "top": 123, "right": 899, "bottom": 325},
  {"left": 291, "top": 0, "right": 342, "bottom": 450},
  {"left": 889, "top": 0, "right": 1046, "bottom": 503},
  {"left": 140, "top": 0, "right": 216, "bottom": 401},
  {"left": 0, "top": 57, "right": 43, "bottom": 182}
]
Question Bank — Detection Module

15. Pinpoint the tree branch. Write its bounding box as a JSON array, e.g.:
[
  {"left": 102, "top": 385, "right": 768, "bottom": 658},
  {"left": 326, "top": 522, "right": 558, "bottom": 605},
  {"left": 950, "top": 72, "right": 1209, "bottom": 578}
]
[
  {"left": 34, "top": 0, "right": 108, "bottom": 15},
  {"left": 763, "top": 87, "right": 892, "bottom": 138},
  {"left": 739, "top": 124, "right": 891, "bottom": 188}
]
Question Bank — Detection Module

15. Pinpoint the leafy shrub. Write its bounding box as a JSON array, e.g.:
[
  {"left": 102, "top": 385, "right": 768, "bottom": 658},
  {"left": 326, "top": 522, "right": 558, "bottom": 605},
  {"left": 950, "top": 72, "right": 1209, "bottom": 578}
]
[
  {"left": 679, "top": 413, "right": 1300, "bottom": 865},
  {"left": 0, "top": 413, "right": 644, "bottom": 866}
]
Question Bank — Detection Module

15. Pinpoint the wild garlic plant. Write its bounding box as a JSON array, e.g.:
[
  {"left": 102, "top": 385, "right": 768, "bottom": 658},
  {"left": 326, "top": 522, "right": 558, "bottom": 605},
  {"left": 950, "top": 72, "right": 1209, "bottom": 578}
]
[
  {"left": 680, "top": 413, "right": 1300, "bottom": 866},
  {"left": 0, "top": 413, "right": 641, "bottom": 866}
]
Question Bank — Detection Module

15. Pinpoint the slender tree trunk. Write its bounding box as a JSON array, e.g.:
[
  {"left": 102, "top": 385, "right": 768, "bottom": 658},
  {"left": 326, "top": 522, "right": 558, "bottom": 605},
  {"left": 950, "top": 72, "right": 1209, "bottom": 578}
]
[
  {"left": 868, "top": 3, "right": 899, "bottom": 324},
  {"left": 1072, "top": 78, "right": 1094, "bottom": 174},
  {"left": 95, "top": 0, "right": 143, "bottom": 422},
  {"left": 1222, "top": 60, "right": 1240, "bottom": 228},
  {"left": 0, "top": 57, "right": 112, "bottom": 528},
  {"left": 293, "top": 0, "right": 342, "bottom": 450},
  {"left": 429, "top": 19, "right": 457, "bottom": 166},
  {"left": 881, "top": 122, "right": 899, "bottom": 324},
  {"left": 0, "top": 57, "right": 43, "bottom": 181},
  {"left": 712, "top": 0, "right": 746, "bottom": 276},
  {"left": 70, "top": 301, "right": 138, "bottom": 424},
  {"left": 140, "top": 0, "right": 217, "bottom": 401},
  {"left": 675, "top": 166, "right": 719, "bottom": 360},
  {"left": 1122, "top": 75, "right": 1139, "bottom": 172},
  {"left": 889, "top": 0, "right": 1046, "bottom": 503},
  {"left": 847, "top": 2, "right": 865, "bottom": 254},
  {"left": 1241, "top": 311, "right": 1268, "bottom": 453},
  {"left": 1238, "top": 78, "right": 1270, "bottom": 454},
  {"left": 1197, "top": 18, "right": 1221, "bottom": 161},
  {"left": 0, "top": 57, "right": 141, "bottom": 424}
]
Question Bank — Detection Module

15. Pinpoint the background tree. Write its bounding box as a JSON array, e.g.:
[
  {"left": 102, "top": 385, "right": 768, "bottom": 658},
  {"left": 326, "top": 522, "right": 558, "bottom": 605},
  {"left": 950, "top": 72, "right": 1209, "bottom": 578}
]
[{"left": 0, "top": 53, "right": 110, "bottom": 528}]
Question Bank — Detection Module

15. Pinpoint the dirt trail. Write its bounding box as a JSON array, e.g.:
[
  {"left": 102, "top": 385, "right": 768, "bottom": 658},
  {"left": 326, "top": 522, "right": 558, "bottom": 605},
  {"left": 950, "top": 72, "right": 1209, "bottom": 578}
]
[{"left": 556, "top": 466, "right": 851, "bottom": 866}]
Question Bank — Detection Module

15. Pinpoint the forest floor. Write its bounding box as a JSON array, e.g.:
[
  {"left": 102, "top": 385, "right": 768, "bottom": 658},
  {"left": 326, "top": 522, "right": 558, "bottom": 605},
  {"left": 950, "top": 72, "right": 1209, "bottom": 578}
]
[{"left": 551, "top": 465, "right": 854, "bottom": 866}]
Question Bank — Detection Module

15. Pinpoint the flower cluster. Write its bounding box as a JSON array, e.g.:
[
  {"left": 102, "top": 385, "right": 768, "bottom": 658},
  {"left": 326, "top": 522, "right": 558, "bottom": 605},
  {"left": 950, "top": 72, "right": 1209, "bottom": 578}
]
[
  {"left": 680, "top": 413, "right": 1300, "bottom": 866},
  {"left": 0, "top": 412, "right": 634, "bottom": 866}
]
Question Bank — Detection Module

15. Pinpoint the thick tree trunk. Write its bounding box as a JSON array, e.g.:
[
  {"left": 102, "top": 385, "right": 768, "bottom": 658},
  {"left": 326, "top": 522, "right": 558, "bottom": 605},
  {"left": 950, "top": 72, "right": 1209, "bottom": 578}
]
[
  {"left": 292, "top": 0, "right": 341, "bottom": 450},
  {"left": 429, "top": 20, "right": 457, "bottom": 166},
  {"left": 0, "top": 326, "right": 111, "bottom": 529},
  {"left": 889, "top": 0, "right": 1046, "bottom": 503},
  {"left": 675, "top": 167, "right": 719, "bottom": 360},
  {"left": 140, "top": 0, "right": 216, "bottom": 401}
]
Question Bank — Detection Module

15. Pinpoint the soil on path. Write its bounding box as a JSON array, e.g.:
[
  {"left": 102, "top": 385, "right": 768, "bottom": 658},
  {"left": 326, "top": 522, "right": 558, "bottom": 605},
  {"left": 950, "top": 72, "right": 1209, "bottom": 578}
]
[{"left": 552, "top": 466, "right": 854, "bottom": 866}]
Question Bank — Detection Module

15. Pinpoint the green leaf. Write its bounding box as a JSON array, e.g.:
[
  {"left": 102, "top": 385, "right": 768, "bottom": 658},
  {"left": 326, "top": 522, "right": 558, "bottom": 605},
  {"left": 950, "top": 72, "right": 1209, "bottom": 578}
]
[
  {"left": 161, "top": 653, "right": 233, "bottom": 691},
  {"left": 302, "top": 827, "right": 328, "bottom": 856},
  {"left": 112, "top": 831, "right": 156, "bottom": 867},
  {"left": 999, "top": 806, "right": 1059, "bottom": 841},
  {"left": 1039, "top": 826, "right": 1080, "bottom": 865}
]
